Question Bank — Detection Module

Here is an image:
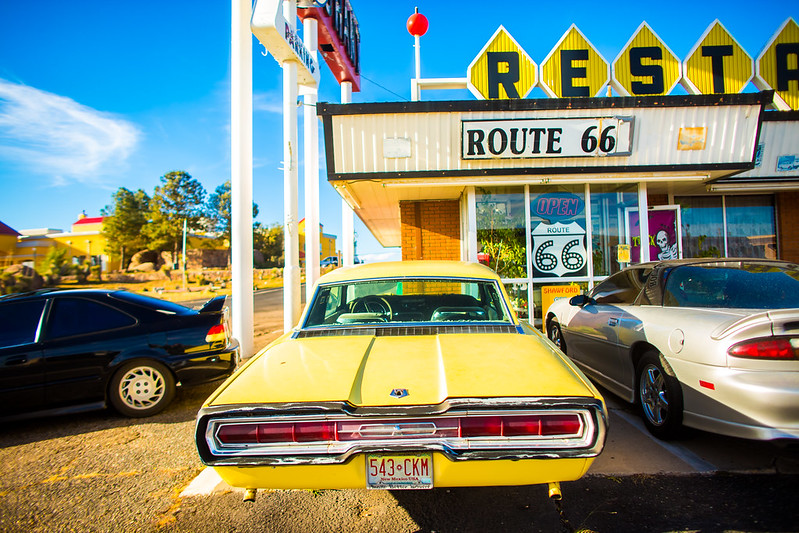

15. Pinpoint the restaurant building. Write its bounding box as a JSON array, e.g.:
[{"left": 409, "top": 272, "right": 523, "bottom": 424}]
[{"left": 317, "top": 18, "right": 799, "bottom": 327}]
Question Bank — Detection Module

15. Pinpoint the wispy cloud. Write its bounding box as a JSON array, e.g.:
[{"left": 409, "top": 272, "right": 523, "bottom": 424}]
[
  {"left": 0, "top": 79, "right": 139, "bottom": 185},
  {"left": 253, "top": 91, "right": 284, "bottom": 114}
]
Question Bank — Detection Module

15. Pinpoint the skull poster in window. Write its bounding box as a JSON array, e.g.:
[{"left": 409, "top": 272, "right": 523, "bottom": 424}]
[
  {"left": 531, "top": 221, "right": 588, "bottom": 278},
  {"left": 627, "top": 207, "right": 681, "bottom": 263}
]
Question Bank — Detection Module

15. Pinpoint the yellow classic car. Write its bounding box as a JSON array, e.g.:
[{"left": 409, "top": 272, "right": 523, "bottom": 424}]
[{"left": 195, "top": 261, "right": 607, "bottom": 495}]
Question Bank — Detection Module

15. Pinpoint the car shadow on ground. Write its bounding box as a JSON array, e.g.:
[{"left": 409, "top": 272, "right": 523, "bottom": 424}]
[
  {"left": 389, "top": 474, "right": 799, "bottom": 532},
  {"left": 0, "top": 380, "right": 219, "bottom": 448}
]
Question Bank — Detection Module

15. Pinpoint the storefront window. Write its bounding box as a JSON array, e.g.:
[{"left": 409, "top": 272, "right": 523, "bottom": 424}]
[
  {"left": 529, "top": 185, "right": 588, "bottom": 281},
  {"left": 476, "top": 187, "right": 526, "bottom": 279},
  {"left": 534, "top": 281, "right": 588, "bottom": 332},
  {"left": 589, "top": 185, "right": 639, "bottom": 276},
  {"left": 725, "top": 196, "right": 776, "bottom": 258},
  {"left": 677, "top": 195, "right": 776, "bottom": 259},
  {"left": 504, "top": 282, "right": 529, "bottom": 319},
  {"left": 677, "top": 196, "right": 724, "bottom": 258}
]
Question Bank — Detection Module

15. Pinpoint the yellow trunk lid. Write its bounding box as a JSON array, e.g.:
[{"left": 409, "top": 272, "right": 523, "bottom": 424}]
[{"left": 208, "top": 332, "right": 596, "bottom": 407}]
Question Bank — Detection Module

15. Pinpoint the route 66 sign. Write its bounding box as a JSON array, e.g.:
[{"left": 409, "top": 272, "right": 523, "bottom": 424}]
[{"left": 531, "top": 222, "right": 587, "bottom": 277}]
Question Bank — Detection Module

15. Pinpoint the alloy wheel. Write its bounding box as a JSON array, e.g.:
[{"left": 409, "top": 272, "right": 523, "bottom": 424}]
[{"left": 639, "top": 364, "right": 669, "bottom": 426}]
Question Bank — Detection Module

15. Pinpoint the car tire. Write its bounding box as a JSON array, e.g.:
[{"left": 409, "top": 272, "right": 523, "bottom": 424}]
[
  {"left": 109, "top": 360, "right": 176, "bottom": 418},
  {"left": 636, "top": 350, "right": 683, "bottom": 440},
  {"left": 547, "top": 319, "right": 567, "bottom": 354}
]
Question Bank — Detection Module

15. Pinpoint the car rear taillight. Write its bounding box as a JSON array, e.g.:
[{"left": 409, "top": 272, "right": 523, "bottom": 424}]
[
  {"left": 215, "top": 414, "right": 583, "bottom": 446},
  {"left": 217, "top": 421, "right": 337, "bottom": 444},
  {"left": 728, "top": 338, "right": 799, "bottom": 360},
  {"left": 460, "top": 414, "right": 582, "bottom": 437},
  {"left": 205, "top": 322, "right": 228, "bottom": 344}
]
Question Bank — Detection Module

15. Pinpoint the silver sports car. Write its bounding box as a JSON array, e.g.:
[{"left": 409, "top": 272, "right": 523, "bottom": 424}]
[{"left": 546, "top": 259, "right": 799, "bottom": 441}]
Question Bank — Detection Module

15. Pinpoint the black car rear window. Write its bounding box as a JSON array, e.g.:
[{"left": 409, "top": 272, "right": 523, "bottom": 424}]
[
  {"left": 109, "top": 291, "right": 195, "bottom": 316},
  {"left": 46, "top": 298, "right": 136, "bottom": 339},
  {"left": 0, "top": 300, "right": 46, "bottom": 347},
  {"left": 663, "top": 264, "right": 799, "bottom": 309}
]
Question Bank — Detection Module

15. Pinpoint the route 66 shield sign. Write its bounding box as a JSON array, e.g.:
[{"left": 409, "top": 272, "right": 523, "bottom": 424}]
[{"left": 531, "top": 222, "right": 587, "bottom": 278}]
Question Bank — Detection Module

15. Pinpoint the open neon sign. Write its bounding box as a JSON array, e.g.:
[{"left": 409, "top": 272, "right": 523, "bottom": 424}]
[{"left": 533, "top": 192, "right": 584, "bottom": 223}]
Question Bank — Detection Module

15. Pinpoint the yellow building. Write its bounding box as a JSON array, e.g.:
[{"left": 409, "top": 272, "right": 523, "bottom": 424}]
[
  {"left": 298, "top": 218, "right": 338, "bottom": 266},
  {"left": 0, "top": 221, "right": 21, "bottom": 267},
  {"left": 3, "top": 214, "right": 120, "bottom": 272}
]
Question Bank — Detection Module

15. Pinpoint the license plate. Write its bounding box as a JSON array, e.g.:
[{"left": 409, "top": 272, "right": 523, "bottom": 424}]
[{"left": 366, "top": 454, "right": 433, "bottom": 489}]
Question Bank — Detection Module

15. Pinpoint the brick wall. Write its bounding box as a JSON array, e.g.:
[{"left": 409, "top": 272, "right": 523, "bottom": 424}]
[
  {"left": 777, "top": 192, "right": 799, "bottom": 262},
  {"left": 400, "top": 200, "right": 461, "bottom": 261}
]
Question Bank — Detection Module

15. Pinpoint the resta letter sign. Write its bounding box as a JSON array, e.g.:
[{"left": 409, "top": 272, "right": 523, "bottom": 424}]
[{"left": 468, "top": 18, "right": 799, "bottom": 110}]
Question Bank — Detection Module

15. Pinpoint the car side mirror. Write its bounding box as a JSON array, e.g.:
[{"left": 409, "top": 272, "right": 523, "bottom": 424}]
[{"left": 569, "top": 294, "right": 594, "bottom": 307}]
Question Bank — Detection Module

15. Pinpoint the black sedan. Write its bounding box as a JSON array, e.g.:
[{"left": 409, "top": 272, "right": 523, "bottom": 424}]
[{"left": 0, "top": 289, "right": 239, "bottom": 420}]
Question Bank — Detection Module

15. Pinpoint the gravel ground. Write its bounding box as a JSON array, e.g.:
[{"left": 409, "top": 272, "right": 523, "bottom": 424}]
[{"left": 0, "top": 381, "right": 215, "bottom": 532}]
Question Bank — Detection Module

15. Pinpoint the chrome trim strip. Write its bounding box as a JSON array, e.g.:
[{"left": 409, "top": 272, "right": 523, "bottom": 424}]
[
  {"left": 296, "top": 324, "right": 519, "bottom": 338},
  {"left": 197, "top": 398, "right": 607, "bottom": 466}
]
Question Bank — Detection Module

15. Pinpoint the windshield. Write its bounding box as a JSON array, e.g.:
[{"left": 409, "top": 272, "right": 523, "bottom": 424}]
[
  {"left": 663, "top": 263, "right": 799, "bottom": 309},
  {"left": 303, "top": 278, "right": 512, "bottom": 327}
]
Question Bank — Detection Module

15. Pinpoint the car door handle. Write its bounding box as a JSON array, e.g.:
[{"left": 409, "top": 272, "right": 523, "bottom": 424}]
[
  {"left": 607, "top": 318, "right": 619, "bottom": 327},
  {"left": 5, "top": 355, "right": 28, "bottom": 366}
]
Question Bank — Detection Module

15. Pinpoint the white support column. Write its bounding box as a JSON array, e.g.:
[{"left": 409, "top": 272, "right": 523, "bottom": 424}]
[
  {"left": 340, "top": 81, "right": 356, "bottom": 267},
  {"left": 283, "top": 0, "right": 301, "bottom": 331},
  {"left": 466, "top": 186, "right": 478, "bottom": 262},
  {"left": 231, "top": 0, "right": 254, "bottom": 358},
  {"left": 302, "top": 16, "right": 320, "bottom": 302},
  {"left": 638, "top": 182, "right": 650, "bottom": 263}
]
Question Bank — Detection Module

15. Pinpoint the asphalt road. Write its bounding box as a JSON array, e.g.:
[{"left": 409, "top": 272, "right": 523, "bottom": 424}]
[{"left": 1, "top": 288, "right": 798, "bottom": 532}]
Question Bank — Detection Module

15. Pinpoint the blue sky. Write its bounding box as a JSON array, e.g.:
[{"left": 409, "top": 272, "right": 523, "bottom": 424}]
[{"left": 0, "top": 1, "right": 795, "bottom": 261}]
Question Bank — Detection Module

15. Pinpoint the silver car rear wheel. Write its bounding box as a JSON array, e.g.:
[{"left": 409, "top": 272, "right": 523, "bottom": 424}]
[
  {"left": 636, "top": 351, "right": 683, "bottom": 439},
  {"left": 109, "top": 361, "right": 176, "bottom": 418},
  {"left": 547, "top": 320, "right": 566, "bottom": 353}
]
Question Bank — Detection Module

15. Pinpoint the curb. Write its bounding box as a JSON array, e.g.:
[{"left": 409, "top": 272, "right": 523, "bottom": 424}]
[{"left": 180, "top": 467, "right": 238, "bottom": 497}]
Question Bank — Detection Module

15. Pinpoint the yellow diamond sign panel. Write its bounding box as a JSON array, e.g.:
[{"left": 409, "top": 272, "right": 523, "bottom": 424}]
[
  {"left": 467, "top": 26, "right": 537, "bottom": 100},
  {"left": 755, "top": 17, "right": 799, "bottom": 111},
  {"left": 540, "top": 24, "right": 609, "bottom": 98},
  {"left": 683, "top": 20, "right": 753, "bottom": 95},
  {"left": 612, "top": 22, "right": 681, "bottom": 96}
]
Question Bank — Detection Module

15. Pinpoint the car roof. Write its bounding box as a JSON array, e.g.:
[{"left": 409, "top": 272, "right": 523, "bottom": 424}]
[
  {"left": 315, "top": 260, "right": 501, "bottom": 284},
  {"left": 0, "top": 288, "right": 116, "bottom": 301},
  {"left": 632, "top": 258, "right": 798, "bottom": 269}
]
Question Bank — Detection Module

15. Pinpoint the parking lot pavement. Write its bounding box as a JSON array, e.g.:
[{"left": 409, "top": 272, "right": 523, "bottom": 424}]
[
  {"left": 594, "top": 395, "right": 799, "bottom": 476},
  {"left": 168, "top": 472, "right": 799, "bottom": 533}
]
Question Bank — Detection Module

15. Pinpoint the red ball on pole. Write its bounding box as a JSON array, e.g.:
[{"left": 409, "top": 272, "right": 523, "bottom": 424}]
[{"left": 407, "top": 8, "right": 428, "bottom": 37}]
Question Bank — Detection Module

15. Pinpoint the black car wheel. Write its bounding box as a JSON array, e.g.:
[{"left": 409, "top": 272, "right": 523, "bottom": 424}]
[
  {"left": 636, "top": 351, "right": 683, "bottom": 439},
  {"left": 547, "top": 319, "right": 566, "bottom": 353},
  {"left": 109, "top": 361, "right": 176, "bottom": 418}
]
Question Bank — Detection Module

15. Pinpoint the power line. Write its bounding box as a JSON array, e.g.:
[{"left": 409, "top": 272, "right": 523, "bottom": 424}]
[{"left": 359, "top": 73, "right": 410, "bottom": 101}]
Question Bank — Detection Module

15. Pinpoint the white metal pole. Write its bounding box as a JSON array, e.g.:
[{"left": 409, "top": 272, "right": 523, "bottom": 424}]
[
  {"left": 283, "top": 0, "right": 301, "bottom": 331},
  {"left": 413, "top": 34, "right": 421, "bottom": 101},
  {"left": 340, "top": 81, "right": 356, "bottom": 267},
  {"left": 303, "top": 16, "right": 320, "bottom": 302},
  {"left": 231, "top": 0, "right": 254, "bottom": 358},
  {"left": 638, "top": 182, "right": 650, "bottom": 263},
  {"left": 182, "top": 218, "right": 188, "bottom": 291}
]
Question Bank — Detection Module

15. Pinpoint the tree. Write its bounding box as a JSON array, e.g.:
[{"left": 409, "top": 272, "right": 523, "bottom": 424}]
[
  {"left": 143, "top": 171, "right": 207, "bottom": 258},
  {"left": 39, "top": 246, "right": 69, "bottom": 285},
  {"left": 205, "top": 180, "right": 259, "bottom": 244},
  {"left": 254, "top": 223, "right": 284, "bottom": 267},
  {"left": 101, "top": 187, "right": 151, "bottom": 269}
]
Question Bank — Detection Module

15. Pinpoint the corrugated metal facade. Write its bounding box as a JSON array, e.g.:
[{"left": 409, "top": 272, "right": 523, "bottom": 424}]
[
  {"left": 733, "top": 120, "right": 799, "bottom": 179},
  {"left": 328, "top": 103, "right": 762, "bottom": 177}
]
